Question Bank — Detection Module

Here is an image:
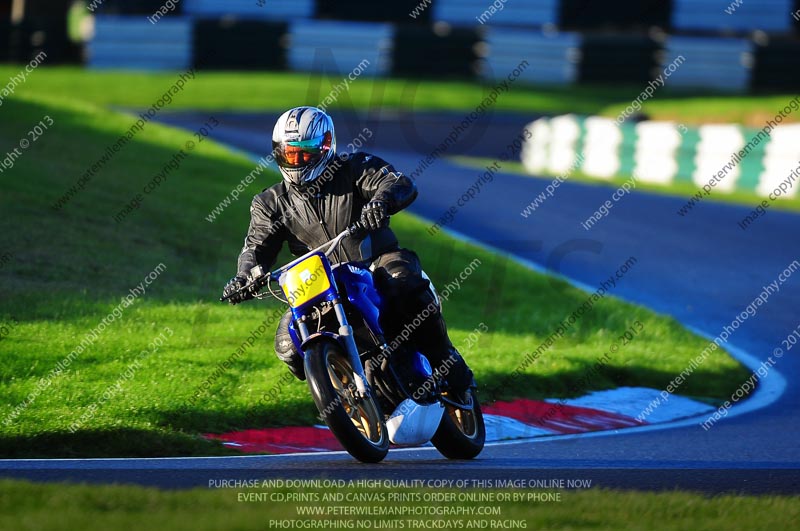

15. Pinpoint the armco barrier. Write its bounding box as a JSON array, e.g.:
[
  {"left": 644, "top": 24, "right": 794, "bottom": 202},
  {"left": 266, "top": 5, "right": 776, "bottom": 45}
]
[{"left": 522, "top": 114, "right": 800, "bottom": 198}]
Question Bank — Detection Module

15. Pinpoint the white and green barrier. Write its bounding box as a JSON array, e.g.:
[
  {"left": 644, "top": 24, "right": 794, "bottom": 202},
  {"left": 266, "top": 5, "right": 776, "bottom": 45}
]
[{"left": 522, "top": 115, "right": 800, "bottom": 198}]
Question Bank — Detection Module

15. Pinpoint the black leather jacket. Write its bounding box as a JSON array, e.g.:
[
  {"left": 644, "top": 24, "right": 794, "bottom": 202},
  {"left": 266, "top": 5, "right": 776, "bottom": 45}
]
[{"left": 236, "top": 152, "right": 417, "bottom": 278}]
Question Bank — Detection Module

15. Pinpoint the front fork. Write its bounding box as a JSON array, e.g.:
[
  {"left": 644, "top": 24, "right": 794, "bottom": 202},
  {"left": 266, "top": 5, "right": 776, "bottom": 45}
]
[{"left": 296, "top": 299, "right": 370, "bottom": 396}]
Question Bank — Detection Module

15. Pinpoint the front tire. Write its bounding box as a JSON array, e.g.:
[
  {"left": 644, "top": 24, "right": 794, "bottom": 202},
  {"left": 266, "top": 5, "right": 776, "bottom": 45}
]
[
  {"left": 304, "top": 340, "right": 389, "bottom": 463},
  {"left": 431, "top": 388, "right": 485, "bottom": 459}
]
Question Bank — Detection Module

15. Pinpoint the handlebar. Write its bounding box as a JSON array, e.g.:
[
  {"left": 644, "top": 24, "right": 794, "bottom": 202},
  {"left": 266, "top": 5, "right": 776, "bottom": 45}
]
[{"left": 219, "top": 221, "right": 367, "bottom": 302}]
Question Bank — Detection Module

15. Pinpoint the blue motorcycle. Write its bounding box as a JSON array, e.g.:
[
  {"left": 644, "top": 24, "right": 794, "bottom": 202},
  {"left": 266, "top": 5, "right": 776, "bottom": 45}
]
[{"left": 223, "top": 223, "right": 485, "bottom": 463}]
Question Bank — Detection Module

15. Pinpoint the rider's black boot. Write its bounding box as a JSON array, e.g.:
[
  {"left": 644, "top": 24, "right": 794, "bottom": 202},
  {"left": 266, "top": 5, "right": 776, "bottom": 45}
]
[
  {"left": 275, "top": 310, "right": 306, "bottom": 380},
  {"left": 413, "top": 312, "right": 474, "bottom": 394}
]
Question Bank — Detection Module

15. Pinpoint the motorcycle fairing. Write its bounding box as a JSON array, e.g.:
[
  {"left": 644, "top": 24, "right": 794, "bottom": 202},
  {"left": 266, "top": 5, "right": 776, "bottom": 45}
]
[{"left": 332, "top": 263, "right": 385, "bottom": 338}]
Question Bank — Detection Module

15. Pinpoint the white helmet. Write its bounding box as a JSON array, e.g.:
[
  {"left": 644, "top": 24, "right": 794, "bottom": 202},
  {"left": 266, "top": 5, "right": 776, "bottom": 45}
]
[{"left": 272, "top": 106, "right": 336, "bottom": 188}]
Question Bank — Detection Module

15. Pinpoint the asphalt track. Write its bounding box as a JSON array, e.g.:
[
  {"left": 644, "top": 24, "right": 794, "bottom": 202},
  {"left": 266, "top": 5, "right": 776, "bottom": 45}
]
[{"left": 2, "top": 110, "right": 799, "bottom": 494}]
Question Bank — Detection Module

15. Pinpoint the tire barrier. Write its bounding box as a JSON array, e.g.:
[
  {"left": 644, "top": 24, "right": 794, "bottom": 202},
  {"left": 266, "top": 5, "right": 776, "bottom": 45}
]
[
  {"left": 76, "top": 1, "right": 800, "bottom": 90},
  {"left": 522, "top": 114, "right": 800, "bottom": 198}
]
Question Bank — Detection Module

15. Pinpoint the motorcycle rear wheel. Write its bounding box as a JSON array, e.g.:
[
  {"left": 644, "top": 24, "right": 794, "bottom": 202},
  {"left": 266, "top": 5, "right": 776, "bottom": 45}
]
[
  {"left": 431, "top": 388, "right": 485, "bottom": 459},
  {"left": 305, "top": 340, "right": 389, "bottom": 463}
]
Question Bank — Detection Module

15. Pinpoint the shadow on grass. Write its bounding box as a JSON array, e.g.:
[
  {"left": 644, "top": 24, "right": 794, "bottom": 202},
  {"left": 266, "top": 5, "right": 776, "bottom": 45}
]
[
  {"left": 154, "top": 400, "right": 321, "bottom": 434},
  {"left": 0, "top": 358, "right": 751, "bottom": 459},
  {"left": 477, "top": 360, "right": 750, "bottom": 405},
  {"left": 0, "top": 428, "right": 236, "bottom": 459},
  {"left": 0, "top": 399, "right": 322, "bottom": 458}
]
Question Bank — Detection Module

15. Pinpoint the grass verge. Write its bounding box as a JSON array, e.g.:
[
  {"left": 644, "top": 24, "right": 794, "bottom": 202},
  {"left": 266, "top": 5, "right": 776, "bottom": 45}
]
[
  {"left": 0, "top": 66, "right": 797, "bottom": 127},
  {"left": 0, "top": 479, "right": 798, "bottom": 531}
]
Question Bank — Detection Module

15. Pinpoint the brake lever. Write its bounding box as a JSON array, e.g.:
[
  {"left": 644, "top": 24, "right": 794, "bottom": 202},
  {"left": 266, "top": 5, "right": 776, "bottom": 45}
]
[{"left": 251, "top": 273, "right": 271, "bottom": 291}]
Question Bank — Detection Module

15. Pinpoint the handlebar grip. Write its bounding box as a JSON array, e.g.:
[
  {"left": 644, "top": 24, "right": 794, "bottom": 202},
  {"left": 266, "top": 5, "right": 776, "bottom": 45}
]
[
  {"left": 220, "top": 272, "right": 269, "bottom": 302},
  {"left": 348, "top": 220, "right": 366, "bottom": 235},
  {"left": 220, "top": 286, "right": 244, "bottom": 302}
]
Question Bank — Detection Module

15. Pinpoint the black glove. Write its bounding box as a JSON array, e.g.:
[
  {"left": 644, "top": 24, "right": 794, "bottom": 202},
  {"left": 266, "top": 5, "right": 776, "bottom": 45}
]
[
  {"left": 360, "top": 200, "right": 389, "bottom": 231},
  {"left": 222, "top": 276, "right": 248, "bottom": 305}
]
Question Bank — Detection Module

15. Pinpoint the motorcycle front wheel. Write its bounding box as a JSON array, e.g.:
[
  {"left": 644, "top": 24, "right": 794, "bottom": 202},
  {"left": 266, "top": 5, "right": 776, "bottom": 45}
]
[{"left": 304, "top": 340, "right": 389, "bottom": 463}]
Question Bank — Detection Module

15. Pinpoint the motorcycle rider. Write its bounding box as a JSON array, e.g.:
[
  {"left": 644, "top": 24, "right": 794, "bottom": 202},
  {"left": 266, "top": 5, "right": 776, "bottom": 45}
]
[{"left": 222, "top": 106, "right": 474, "bottom": 395}]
